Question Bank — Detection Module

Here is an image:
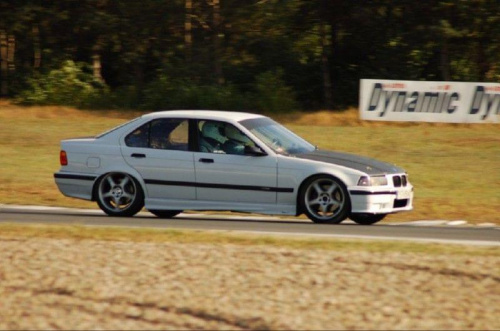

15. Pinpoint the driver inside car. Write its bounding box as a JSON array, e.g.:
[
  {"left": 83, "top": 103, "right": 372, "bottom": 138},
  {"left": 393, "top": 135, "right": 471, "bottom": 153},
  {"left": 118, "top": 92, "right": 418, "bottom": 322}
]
[
  {"left": 200, "top": 121, "right": 227, "bottom": 153},
  {"left": 222, "top": 124, "right": 253, "bottom": 155}
]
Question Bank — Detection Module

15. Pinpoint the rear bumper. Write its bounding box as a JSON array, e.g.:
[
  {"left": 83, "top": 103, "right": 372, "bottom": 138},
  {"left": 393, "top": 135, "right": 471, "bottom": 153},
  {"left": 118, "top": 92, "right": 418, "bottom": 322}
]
[
  {"left": 349, "top": 186, "right": 414, "bottom": 214},
  {"left": 54, "top": 172, "right": 97, "bottom": 201}
]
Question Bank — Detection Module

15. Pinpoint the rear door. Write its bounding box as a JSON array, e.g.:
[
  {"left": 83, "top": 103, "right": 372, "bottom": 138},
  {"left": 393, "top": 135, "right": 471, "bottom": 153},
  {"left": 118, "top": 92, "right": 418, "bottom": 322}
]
[{"left": 121, "top": 118, "right": 196, "bottom": 200}]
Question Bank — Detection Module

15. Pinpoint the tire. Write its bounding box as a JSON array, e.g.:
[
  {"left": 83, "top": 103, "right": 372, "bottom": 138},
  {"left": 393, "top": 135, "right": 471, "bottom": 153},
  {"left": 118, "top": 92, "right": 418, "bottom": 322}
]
[
  {"left": 349, "top": 213, "right": 387, "bottom": 225},
  {"left": 299, "top": 175, "right": 350, "bottom": 224},
  {"left": 96, "top": 172, "right": 144, "bottom": 217},
  {"left": 149, "top": 210, "right": 182, "bottom": 218}
]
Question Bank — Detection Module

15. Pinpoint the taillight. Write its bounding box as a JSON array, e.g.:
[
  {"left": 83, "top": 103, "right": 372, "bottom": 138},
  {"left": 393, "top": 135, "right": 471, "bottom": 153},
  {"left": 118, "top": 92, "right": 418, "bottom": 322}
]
[{"left": 60, "top": 150, "right": 68, "bottom": 166}]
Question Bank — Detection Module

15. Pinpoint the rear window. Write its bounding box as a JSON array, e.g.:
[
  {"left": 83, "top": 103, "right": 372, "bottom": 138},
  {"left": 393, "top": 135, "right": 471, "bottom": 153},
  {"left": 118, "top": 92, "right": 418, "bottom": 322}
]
[
  {"left": 96, "top": 117, "right": 141, "bottom": 139},
  {"left": 125, "top": 122, "right": 150, "bottom": 148}
]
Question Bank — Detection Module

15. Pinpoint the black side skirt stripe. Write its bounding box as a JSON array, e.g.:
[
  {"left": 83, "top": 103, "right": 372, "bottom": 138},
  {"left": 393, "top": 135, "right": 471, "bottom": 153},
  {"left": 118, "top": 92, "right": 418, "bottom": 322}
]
[
  {"left": 145, "top": 179, "right": 294, "bottom": 193},
  {"left": 349, "top": 190, "right": 396, "bottom": 195},
  {"left": 54, "top": 173, "right": 97, "bottom": 181}
]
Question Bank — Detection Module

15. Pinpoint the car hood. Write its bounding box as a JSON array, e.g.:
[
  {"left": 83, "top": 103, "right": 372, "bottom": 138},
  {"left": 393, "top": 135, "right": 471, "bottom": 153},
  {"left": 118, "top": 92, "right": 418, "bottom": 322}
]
[{"left": 294, "top": 150, "right": 405, "bottom": 175}]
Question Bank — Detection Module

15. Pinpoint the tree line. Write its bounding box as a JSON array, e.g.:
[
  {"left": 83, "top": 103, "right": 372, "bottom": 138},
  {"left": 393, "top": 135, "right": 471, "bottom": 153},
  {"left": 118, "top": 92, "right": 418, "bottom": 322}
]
[{"left": 0, "top": 0, "right": 498, "bottom": 112}]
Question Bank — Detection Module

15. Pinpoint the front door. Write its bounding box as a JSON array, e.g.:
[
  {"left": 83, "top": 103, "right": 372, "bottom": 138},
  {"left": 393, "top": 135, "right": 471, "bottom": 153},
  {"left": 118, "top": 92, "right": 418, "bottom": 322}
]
[{"left": 194, "top": 120, "right": 278, "bottom": 204}]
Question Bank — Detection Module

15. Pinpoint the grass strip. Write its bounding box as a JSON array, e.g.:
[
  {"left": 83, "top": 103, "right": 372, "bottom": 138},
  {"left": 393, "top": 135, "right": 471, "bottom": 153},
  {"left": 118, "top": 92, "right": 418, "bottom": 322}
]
[{"left": 0, "top": 223, "right": 498, "bottom": 257}]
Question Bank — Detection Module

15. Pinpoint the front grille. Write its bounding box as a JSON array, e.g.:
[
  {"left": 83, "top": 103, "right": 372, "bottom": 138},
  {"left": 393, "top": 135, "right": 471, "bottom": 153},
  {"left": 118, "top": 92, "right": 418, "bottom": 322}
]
[
  {"left": 393, "top": 199, "right": 408, "bottom": 208},
  {"left": 392, "top": 175, "right": 408, "bottom": 187}
]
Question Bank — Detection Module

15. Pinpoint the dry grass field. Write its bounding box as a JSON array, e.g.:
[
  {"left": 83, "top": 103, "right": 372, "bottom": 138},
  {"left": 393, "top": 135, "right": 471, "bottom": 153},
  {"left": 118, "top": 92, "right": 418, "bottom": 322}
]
[
  {"left": 0, "top": 99, "right": 499, "bottom": 223},
  {"left": 0, "top": 224, "right": 499, "bottom": 330}
]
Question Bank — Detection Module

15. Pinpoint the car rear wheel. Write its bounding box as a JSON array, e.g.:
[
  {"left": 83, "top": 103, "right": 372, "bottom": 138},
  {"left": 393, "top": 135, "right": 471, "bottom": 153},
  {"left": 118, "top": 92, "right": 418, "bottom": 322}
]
[
  {"left": 349, "top": 213, "right": 387, "bottom": 225},
  {"left": 300, "top": 176, "right": 350, "bottom": 224},
  {"left": 149, "top": 210, "right": 182, "bottom": 218},
  {"left": 96, "top": 173, "right": 144, "bottom": 217}
]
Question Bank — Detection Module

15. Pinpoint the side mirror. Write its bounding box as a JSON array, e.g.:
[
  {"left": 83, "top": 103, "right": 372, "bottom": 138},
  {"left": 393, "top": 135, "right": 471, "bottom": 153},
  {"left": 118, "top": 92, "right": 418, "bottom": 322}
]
[{"left": 244, "top": 145, "right": 267, "bottom": 156}]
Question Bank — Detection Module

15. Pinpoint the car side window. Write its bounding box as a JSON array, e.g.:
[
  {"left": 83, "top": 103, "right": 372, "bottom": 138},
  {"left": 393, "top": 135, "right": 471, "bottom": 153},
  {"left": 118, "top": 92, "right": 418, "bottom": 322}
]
[
  {"left": 125, "top": 119, "right": 189, "bottom": 151},
  {"left": 125, "top": 122, "right": 150, "bottom": 148},
  {"left": 198, "top": 120, "right": 256, "bottom": 155},
  {"left": 150, "top": 119, "right": 189, "bottom": 150}
]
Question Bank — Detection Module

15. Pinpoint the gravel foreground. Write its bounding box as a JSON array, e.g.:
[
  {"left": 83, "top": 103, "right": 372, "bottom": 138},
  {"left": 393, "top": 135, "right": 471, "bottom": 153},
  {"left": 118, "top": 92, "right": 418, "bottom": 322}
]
[{"left": 0, "top": 236, "right": 499, "bottom": 330}]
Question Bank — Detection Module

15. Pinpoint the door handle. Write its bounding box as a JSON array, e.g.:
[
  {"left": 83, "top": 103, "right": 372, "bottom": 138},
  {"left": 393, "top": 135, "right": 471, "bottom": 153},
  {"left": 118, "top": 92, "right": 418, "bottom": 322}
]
[
  {"left": 131, "top": 153, "right": 146, "bottom": 158},
  {"left": 199, "top": 158, "right": 214, "bottom": 163}
]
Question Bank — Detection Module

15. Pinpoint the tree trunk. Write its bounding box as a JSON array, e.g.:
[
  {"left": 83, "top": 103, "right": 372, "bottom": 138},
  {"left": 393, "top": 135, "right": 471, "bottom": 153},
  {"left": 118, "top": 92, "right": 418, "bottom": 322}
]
[
  {"left": 477, "top": 38, "right": 489, "bottom": 81},
  {"left": 7, "top": 34, "right": 15, "bottom": 72},
  {"left": 440, "top": 37, "right": 450, "bottom": 81},
  {"left": 212, "top": 0, "right": 223, "bottom": 85},
  {"left": 33, "top": 24, "right": 41, "bottom": 69},
  {"left": 185, "top": 0, "right": 192, "bottom": 63},
  {"left": 0, "top": 31, "right": 8, "bottom": 96},
  {"left": 320, "top": 21, "right": 333, "bottom": 110},
  {"left": 92, "top": 53, "right": 104, "bottom": 83},
  {"left": 135, "top": 64, "right": 144, "bottom": 92},
  {"left": 92, "top": 37, "right": 104, "bottom": 83}
]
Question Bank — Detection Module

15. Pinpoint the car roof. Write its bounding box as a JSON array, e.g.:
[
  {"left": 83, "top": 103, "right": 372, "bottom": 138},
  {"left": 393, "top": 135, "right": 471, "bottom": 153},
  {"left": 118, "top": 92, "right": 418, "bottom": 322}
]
[{"left": 142, "top": 110, "right": 265, "bottom": 122}]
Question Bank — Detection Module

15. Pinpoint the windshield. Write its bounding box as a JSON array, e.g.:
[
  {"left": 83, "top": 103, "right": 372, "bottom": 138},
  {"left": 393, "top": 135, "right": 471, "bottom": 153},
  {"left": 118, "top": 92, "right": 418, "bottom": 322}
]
[{"left": 240, "top": 117, "right": 315, "bottom": 155}]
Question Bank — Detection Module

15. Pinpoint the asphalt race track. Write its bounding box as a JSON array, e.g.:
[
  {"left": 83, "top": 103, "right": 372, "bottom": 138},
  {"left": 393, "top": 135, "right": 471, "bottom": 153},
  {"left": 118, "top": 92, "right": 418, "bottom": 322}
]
[{"left": 0, "top": 205, "right": 498, "bottom": 246}]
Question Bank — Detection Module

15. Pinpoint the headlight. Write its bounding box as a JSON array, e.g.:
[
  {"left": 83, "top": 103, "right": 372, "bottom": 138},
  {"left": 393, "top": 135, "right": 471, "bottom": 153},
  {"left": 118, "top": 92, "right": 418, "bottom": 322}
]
[
  {"left": 358, "top": 176, "right": 371, "bottom": 186},
  {"left": 357, "top": 175, "right": 388, "bottom": 186},
  {"left": 371, "top": 175, "right": 388, "bottom": 186}
]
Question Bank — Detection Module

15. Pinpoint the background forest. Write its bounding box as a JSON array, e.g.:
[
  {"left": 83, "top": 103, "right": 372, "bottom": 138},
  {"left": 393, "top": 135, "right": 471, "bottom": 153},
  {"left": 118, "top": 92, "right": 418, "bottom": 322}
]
[{"left": 1, "top": 0, "right": 499, "bottom": 112}]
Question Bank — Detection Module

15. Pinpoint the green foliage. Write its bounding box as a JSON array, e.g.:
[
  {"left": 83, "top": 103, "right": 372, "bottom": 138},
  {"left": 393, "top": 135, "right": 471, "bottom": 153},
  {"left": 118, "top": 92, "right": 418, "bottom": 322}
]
[
  {"left": 141, "top": 75, "right": 253, "bottom": 111},
  {"left": 4, "top": 0, "right": 500, "bottom": 109},
  {"left": 101, "top": 86, "right": 141, "bottom": 110},
  {"left": 254, "top": 69, "right": 298, "bottom": 113},
  {"left": 141, "top": 70, "right": 297, "bottom": 113},
  {"left": 17, "top": 61, "right": 108, "bottom": 108}
]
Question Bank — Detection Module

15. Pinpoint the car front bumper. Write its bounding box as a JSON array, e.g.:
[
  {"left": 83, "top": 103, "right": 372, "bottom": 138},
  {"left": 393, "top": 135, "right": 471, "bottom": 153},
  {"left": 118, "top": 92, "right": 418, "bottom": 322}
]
[{"left": 349, "top": 185, "right": 414, "bottom": 214}]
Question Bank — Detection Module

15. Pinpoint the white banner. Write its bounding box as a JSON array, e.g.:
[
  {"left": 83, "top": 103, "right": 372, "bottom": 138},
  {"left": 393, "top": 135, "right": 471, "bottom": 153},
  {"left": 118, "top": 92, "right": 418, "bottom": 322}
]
[{"left": 359, "top": 79, "right": 500, "bottom": 123}]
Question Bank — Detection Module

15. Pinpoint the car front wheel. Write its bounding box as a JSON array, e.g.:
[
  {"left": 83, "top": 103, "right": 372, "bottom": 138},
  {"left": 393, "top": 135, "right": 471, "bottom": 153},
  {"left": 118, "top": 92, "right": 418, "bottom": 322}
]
[
  {"left": 96, "top": 173, "right": 144, "bottom": 217},
  {"left": 300, "top": 176, "right": 350, "bottom": 224},
  {"left": 349, "top": 213, "right": 387, "bottom": 225}
]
